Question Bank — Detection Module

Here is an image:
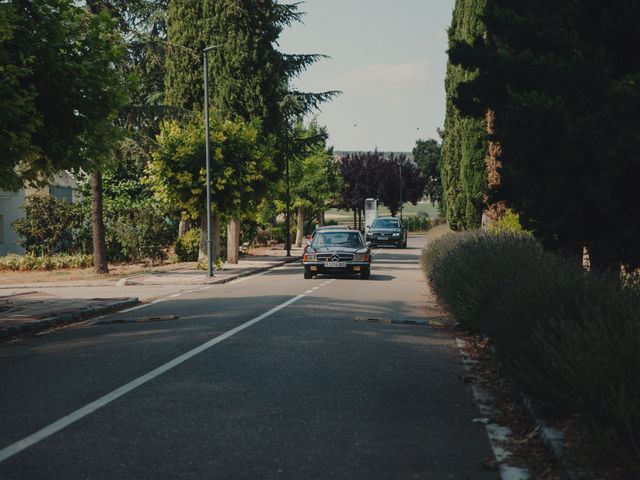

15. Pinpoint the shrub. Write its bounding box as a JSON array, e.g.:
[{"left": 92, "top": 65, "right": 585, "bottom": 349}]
[
  {"left": 175, "top": 228, "right": 200, "bottom": 262},
  {"left": 422, "top": 231, "right": 640, "bottom": 463},
  {"left": 111, "top": 200, "right": 175, "bottom": 263},
  {"left": 0, "top": 253, "right": 93, "bottom": 271},
  {"left": 403, "top": 215, "right": 431, "bottom": 232},
  {"left": 487, "top": 208, "right": 527, "bottom": 234},
  {"left": 13, "top": 195, "right": 76, "bottom": 255}
]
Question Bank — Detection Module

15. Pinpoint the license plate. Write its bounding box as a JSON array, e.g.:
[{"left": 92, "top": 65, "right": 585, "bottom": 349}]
[
  {"left": 324, "top": 261, "right": 346, "bottom": 268},
  {"left": 378, "top": 236, "right": 388, "bottom": 240}
]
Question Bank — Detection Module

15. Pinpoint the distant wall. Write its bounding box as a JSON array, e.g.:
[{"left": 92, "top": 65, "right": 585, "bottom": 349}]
[{"left": 0, "top": 189, "right": 26, "bottom": 256}]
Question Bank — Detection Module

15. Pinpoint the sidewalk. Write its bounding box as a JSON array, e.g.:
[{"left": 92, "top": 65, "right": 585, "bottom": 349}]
[{"left": 0, "top": 247, "right": 303, "bottom": 340}]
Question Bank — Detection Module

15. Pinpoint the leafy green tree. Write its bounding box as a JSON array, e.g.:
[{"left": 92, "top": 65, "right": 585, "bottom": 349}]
[
  {"left": 148, "top": 115, "right": 275, "bottom": 261},
  {"left": 452, "top": 0, "right": 640, "bottom": 277},
  {"left": 288, "top": 122, "right": 342, "bottom": 246},
  {"left": 413, "top": 139, "right": 443, "bottom": 204},
  {"left": 0, "top": 0, "right": 128, "bottom": 192},
  {"left": 164, "top": 0, "right": 337, "bottom": 258},
  {"left": 441, "top": 0, "right": 487, "bottom": 230}
]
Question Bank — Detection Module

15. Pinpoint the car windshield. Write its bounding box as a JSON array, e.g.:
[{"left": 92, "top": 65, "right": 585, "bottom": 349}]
[
  {"left": 312, "top": 231, "right": 363, "bottom": 247},
  {"left": 371, "top": 218, "right": 400, "bottom": 228}
]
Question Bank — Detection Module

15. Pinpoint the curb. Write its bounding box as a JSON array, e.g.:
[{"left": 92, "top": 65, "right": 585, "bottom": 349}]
[
  {"left": 0, "top": 297, "right": 139, "bottom": 341},
  {"left": 517, "top": 390, "right": 576, "bottom": 480},
  {"left": 118, "top": 257, "right": 301, "bottom": 286},
  {"left": 204, "top": 257, "right": 301, "bottom": 285}
]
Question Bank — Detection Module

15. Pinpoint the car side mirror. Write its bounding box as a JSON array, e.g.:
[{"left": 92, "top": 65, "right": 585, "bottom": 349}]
[{"left": 366, "top": 241, "right": 372, "bottom": 247}]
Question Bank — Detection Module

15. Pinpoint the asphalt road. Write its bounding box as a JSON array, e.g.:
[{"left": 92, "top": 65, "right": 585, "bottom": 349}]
[{"left": 0, "top": 236, "right": 498, "bottom": 479}]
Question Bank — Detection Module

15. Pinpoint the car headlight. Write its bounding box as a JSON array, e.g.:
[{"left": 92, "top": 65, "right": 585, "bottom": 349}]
[
  {"left": 392, "top": 232, "right": 400, "bottom": 236},
  {"left": 303, "top": 253, "right": 317, "bottom": 262},
  {"left": 353, "top": 253, "right": 369, "bottom": 262}
]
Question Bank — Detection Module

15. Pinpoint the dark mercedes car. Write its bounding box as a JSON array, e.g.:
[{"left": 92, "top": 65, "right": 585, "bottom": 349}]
[
  {"left": 366, "top": 216, "right": 407, "bottom": 248},
  {"left": 302, "top": 228, "right": 372, "bottom": 279}
]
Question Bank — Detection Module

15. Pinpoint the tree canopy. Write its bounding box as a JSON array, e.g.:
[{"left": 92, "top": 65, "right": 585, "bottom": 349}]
[
  {"left": 413, "top": 139, "right": 443, "bottom": 204},
  {"left": 0, "top": 0, "right": 129, "bottom": 191},
  {"left": 441, "top": 0, "right": 487, "bottom": 230},
  {"left": 452, "top": 0, "right": 640, "bottom": 274}
]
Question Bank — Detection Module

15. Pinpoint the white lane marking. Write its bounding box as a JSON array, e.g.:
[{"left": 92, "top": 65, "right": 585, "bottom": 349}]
[
  {"left": 0, "top": 293, "right": 307, "bottom": 464},
  {"left": 312, "top": 287, "right": 320, "bottom": 290},
  {"left": 168, "top": 293, "right": 182, "bottom": 298},
  {"left": 150, "top": 299, "right": 166, "bottom": 304},
  {"left": 117, "top": 304, "right": 150, "bottom": 314},
  {"left": 456, "top": 338, "right": 529, "bottom": 480},
  {"left": 304, "top": 290, "right": 313, "bottom": 294}
]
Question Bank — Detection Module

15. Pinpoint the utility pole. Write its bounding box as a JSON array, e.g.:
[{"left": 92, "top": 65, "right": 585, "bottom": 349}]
[
  {"left": 203, "top": 44, "right": 222, "bottom": 277},
  {"left": 399, "top": 161, "right": 403, "bottom": 221},
  {"left": 285, "top": 152, "right": 291, "bottom": 257}
]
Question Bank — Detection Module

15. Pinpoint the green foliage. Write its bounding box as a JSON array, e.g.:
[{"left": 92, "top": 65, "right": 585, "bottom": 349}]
[
  {"left": 289, "top": 121, "right": 342, "bottom": 217},
  {"left": 413, "top": 139, "right": 442, "bottom": 203},
  {"left": 452, "top": 1, "right": 640, "bottom": 273},
  {"left": 441, "top": 0, "right": 487, "bottom": 230},
  {"left": 148, "top": 115, "right": 275, "bottom": 221},
  {"left": 0, "top": 0, "right": 130, "bottom": 190},
  {"left": 403, "top": 216, "right": 431, "bottom": 232},
  {"left": 487, "top": 209, "right": 527, "bottom": 234},
  {"left": 110, "top": 199, "right": 174, "bottom": 263},
  {"left": 423, "top": 231, "right": 640, "bottom": 463},
  {"left": 13, "top": 195, "right": 76, "bottom": 256},
  {"left": 164, "top": 0, "right": 206, "bottom": 111},
  {"left": 175, "top": 228, "right": 200, "bottom": 262},
  {"left": 0, "top": 253, "right": 93, "bottom": 271}
]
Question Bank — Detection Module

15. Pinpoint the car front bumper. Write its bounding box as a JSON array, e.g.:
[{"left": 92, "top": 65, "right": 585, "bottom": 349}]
[
  {"left": 366, "top": 235, "right": 403, "bottom": 245},
  {"left": 302, "top": 261, "right": 370, "bottom": 274}
]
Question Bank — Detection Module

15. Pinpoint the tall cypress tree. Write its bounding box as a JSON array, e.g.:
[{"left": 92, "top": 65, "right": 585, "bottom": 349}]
[
  {"left": 452, "top": 0, "right": 640, "bottom": 276},
  {"left": 164, "top": 1, "right": 210, "bottom": 111},
  {"left": 441, "top": 0, "right": 487, "bottom": 230}
]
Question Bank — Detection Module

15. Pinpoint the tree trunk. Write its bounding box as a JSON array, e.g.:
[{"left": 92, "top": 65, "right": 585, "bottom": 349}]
[
  {"left": 227, "top": 218, "right": 240, "bottom": 264},
  {"left": 317, "top": 212, "right": 324, "bottom": 227},
  {"left": 212, "top": 215, "right": 221, "bottom": 262},
  {"left": 358, "top": 209, "right": 362, "bottom": 231},
  {"left": 91, "top": 168, "right": 108, "bottom": 274},
  {"left": 295, "top": 207, "right": 304, "bottom": 247},
  {"left": 353, "top": 209, "right": 357, "bottom": 230},
  {"left": 178, "top": 218, "right": 190, "bottom": 238}
]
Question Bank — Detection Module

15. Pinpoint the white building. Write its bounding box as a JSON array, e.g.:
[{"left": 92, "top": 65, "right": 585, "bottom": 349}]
[{"left": 0, "top": 172, "right": 79, "bottom": 256}]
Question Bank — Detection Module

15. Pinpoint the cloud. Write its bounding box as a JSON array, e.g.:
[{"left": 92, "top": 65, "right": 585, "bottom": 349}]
[{"left": 339, "top": 60, "right": 431, "bottom": 95}]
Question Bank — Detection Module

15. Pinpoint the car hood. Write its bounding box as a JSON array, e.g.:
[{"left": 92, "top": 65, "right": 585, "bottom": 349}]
[{"left": 312, "top": 246, "right": 366, "bottom": 253}]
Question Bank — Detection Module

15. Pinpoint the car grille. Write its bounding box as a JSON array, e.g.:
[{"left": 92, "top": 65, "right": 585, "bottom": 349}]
[{"left": 317, "top": 253, "right": 354, "bottom": 262}]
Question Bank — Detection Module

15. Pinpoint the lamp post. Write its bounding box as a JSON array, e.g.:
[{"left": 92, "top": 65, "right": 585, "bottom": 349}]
[
  {"left": 398, "top": 161, "right": 403, "bottom": 221},
  {"left": 203, "top": 44, "right": 222, "bottom": 277}
]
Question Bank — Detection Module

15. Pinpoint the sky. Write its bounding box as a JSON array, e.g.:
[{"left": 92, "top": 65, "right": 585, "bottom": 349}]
[{"left": 278, "top": 0, "right": 455, "bottom": 153}]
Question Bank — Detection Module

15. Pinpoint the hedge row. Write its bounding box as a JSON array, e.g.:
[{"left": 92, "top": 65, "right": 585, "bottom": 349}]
[
  {"left": 422, "top": 231, "right": 640, "bottom": 465},
  {"left": 0, "top": 253, "right": 93, "bottom": 271}
]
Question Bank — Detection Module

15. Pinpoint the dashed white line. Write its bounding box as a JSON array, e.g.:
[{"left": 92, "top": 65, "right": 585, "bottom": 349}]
[{"left": 0, "top": 293, "right": 308, "bottom": 464}]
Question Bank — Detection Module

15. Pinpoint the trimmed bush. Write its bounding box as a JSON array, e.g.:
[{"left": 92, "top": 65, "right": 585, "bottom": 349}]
[
  {"left": 175, "top": 228, "right": 200, "bottom": 262},
  {"left": 422, "top": 231, "right": 640, "bottom": 464},
  {"left": 403, "top": 215, "right": 431, "bottom": 232},
  {"left": 0, "top": 253, "right": 93, "bottom": 271}
]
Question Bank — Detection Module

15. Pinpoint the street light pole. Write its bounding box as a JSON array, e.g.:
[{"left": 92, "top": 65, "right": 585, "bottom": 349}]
[
  {"left": 285, "top": 152, "right": 291, "bottom": 257},
  {"left": 203, "top": 45, "right": 222, "bottom": 277},
  {"left": 399, "top": 161, "right": 403, "bottom": 221}
]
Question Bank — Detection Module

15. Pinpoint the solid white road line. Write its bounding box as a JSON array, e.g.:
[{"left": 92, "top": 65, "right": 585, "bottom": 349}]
[{"left": 0, "top": 294, "right": 307, "bottom": 464}]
